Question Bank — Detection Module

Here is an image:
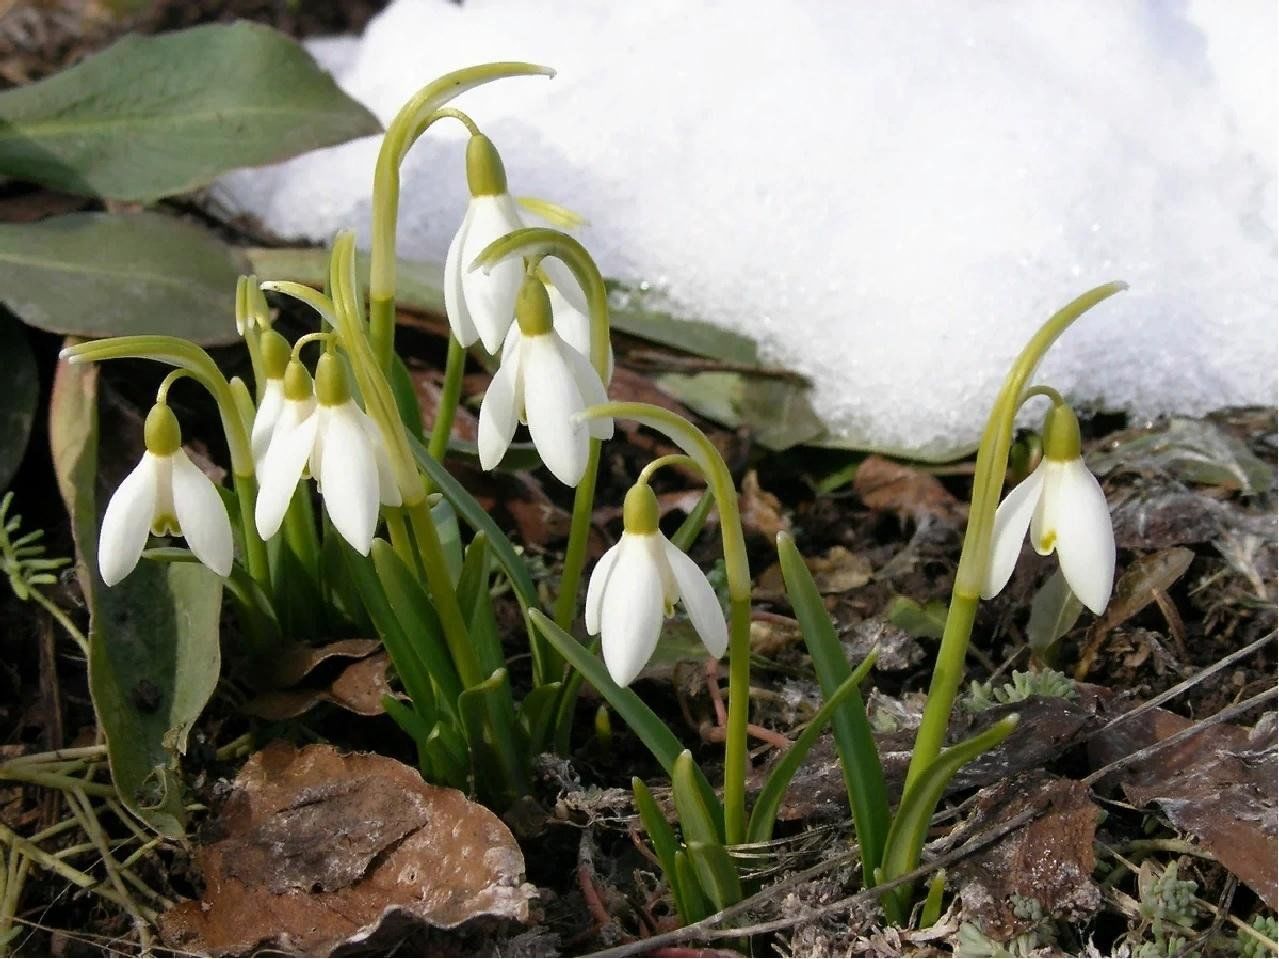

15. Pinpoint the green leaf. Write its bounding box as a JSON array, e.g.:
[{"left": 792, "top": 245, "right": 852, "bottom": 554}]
[
  {"left": 632, "top": 777, "right": 680, "bottom": 883},
  {"left": 879, "top": 715, "right": 1018, "bottom": 917},
  {"left": 0, "top": 313, "right": 38, "bottom": 493},
  {"left": 50, "top": 351, "right": 223, "bottom": 837},
  {"left": 672, "top": 751, "right": 742, "bottom": 912},
  {"left": 530, "top": 609, "right": 723, "bottom": 833},
  {"left": 0, "top": 22, "right": 379, "bottom": 201},
  {"left": 517, "top": 682, "right": 562, "bottom": 755},
  {"left": 456, "top": 533, "right": 504, "bottom": 677},
  {"left": 247, "top": 247, "right": 447, "bottom": 318},
  {"left": 655, "top": 370, "right": 826, "bottom": 453},
  {"left": 673, "top": 850, "right": 711, "bottom": 923},
  {"left": 777, "top": 531, "right": 889, "bottom": 882},
  {"left": 886, "top": 595, "right": 949, "bottom": 641},
  {"left": 0, "top": 212, "right": 250, "bottom": 346},
  {"left": 1026, "top": 568, "right": 1084, "bottom": 655},
  {"left": 746, "top": 647, "right": 880, "bottom": 845},
  {"left": 458, "top": 668, "right": 526, "bottom": 810}
]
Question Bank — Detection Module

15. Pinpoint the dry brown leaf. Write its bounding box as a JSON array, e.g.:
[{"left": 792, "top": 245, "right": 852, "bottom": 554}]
[
  {"left": 244, "top": 652, "right": 392, "bottom": 721},
  {"left": 757, "top": 545, "right": 872, "bottom": 599},
  {"left": 1088, "top": 705, "right": 1278, "bottom": 909},
  {"left": 739, "top": 469, "right": 790, "bottom": 540},
  {"left": 954, "top": 775, "right": 1101, "bottom": 939},
  {"left": 853, "top": 455, "right": 966, "bottom": 525},
  {"left": 159, "top": 742, "right": 535, "bottom": 955}
]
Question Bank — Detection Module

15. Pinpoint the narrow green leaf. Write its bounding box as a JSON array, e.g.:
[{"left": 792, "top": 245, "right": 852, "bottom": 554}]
[
  {"left": 530, "top": 609, "right": 723, "bottom": 832},
  {"left": 389, "top": 354, "right": 426, "bottom": 442},
  {"left": 458, "top": 668, "right": 527, "bottom": 809},
  {"left": 919, "top": 870, "right": 947, "bottom": 929},
  {"left": 367, "top": 539, "right": 462, "bottom": 717},
  {"left": 1027, "top": 568, "right": 1084, "bottom": 655},
  {"left": 517, "top": 682, "right": 562, "bottom": 756},
  {"left": 424, "top": 720, "right": 470, "bottom": 790},
  {"left": 633, "top": 777, "right": 680, "bottom": 882},
  {"left": 879, "top": 715, "right": 1019, "bottom": 916},
  {"left": 411, "top": 437, "right": 540, "bottom": 613},
  {"left": 746, "top": 648, "right": 880, "bottom": 845},
  {"left": 777, "top": 531, "right": 889, "bottom": 881},
  {"left": 673, "top": 850, "right": 711, "bottom": 924},
  {"left": 684, "top": 840, "right": 744, "bottom": 913},
  {"left": 673, "top": 751, "right": 742, "bottom": 912},
  {"left": 0, "top": 315, "right": 37, "bottom": 493},
  {"left": 0, "top": 213, "right": 250, "bottom": 346},
  {"left": 51, "top": 353, "right": 222, "bottom": 837},
  {"left": 457, "top": 533, "right": 504, "bottom": 676},
  {"left": 0, "top": 22, "right": 379, "bottom": 201}
]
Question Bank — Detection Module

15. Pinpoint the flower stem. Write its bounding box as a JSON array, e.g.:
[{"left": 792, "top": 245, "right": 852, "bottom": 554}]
[
  {"left": 426, "top": 336, "right": 466, "bottom": 468},
  {"left": 368, "top": 62, "right": 556, "bottom": 370},
  {"left": 406, "top": 499, "right": 483, "bottom": 689},
  {"left": 548, "top": 440, "right": 601, "bottom": 678},
  {"left": 903, "top": 281, "right": 1126, "bottom": 793},
  {"left": 579, "top": 401, "right": 751, "bottom": 846}
]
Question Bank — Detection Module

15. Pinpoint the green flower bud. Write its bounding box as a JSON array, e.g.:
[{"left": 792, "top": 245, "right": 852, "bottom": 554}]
[
  {"left": 143, "top": 403, "right": 182, "bottom": 456},
  {"left": 622, "top": 482, "right": 661, "bottom": 535},
  {"left": 282, "top": 358, "right": 314, "bottom": 402},
  {"left": 1041, "top": 402, "right": 1082, "bottom": 462},
  {"left": 466, "top": 133, "right": 508, "bottom": 197},
  {"left": 314, "top": 352, "right": 352, "bottom": 407},
  {"left": 514, "top": 274, "right": 554, "bottom": 337}
]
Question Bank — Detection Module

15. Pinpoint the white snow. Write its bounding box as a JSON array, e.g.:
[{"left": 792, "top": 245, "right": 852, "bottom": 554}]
[{"left": 214, "top": 0, "right": 1277, "bottom": 460}]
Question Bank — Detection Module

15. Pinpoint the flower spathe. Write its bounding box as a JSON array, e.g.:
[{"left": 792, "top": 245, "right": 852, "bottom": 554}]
[
  {"left": 443, "top": 134, "right": 527, "bottom": 354},
  {"left": 981, "top": 403, "right": 1114, "bottom": 614},
  {"left": 478, "top": 277, "right": 612, "bottom": 486},
  {"left": 98, "top": 403, "right": 233, "bottom": 586},
  {"left": 585, "top": 483, "right": 728, "bottom": 687},
  {"left": 255, "top": 354, "right": 401, "bottom": 555}
]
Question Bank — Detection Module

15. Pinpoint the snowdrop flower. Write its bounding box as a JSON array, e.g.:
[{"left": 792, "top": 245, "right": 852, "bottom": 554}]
[
  {"left": 478, "top": 275, "right": 612, "bottom": 485},
  {"left": 542, "top": 277, "right": 614, "bottom": 384},
  {"left": 255, "top": 353, "right": 401, "bottom": 554},
  {"left": 585, "top": 482, "right": 728, "bottom": 687},
  {"left": 98, "top": 403, "right": 232, "bottom": 586},
  {"left": 250, "top": 330, "right": 292, "bottom": 467},
  {"left": 982, "top": 403, "right": 1114, "bottom": 614},
  {"left": 444, "top": 134, "right": 528, "bottom": 354}
]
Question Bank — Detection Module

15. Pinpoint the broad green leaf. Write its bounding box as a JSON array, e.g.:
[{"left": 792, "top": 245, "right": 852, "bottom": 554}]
[
  {"left": 0, "top": 313, "right": 38, "bottom": 492},
  {"left": 0, "top": 212, "right": 249, "bottom": 345},
  {"left": 50, "top": 352, "right": 222, "bottom": 837},
  {"left": 655, "top": 370, "right": 826, "bottom": 452},
  {"left": 778, "top": 531, "right": 889, "bottom": 883},
  {"left": 0, "top": 22, "right": 379, "bottom": 201},
  {"left": 247, "top": 247, "right": 447, "bottom": 318},
  {"left": 886, "top": 595, "right": 948, "bottom": 641}
]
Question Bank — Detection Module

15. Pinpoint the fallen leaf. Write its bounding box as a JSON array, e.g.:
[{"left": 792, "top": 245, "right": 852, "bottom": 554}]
[
  {"left": 243, "top": 651, "right": 392, "bottom": 721},
  {"left": 739, "top": 469, "right": 790, "bottom": 540},
  {"left": 1088, "top": 705, "right": 1278, "bottom": 909},
  {"left": 1088, "top": 416, "right": 1273, "bottom": 495},
  {"left": 757, "top": 545, "right": 871, "bottom": 599},
  {"left": 953, "top": 775, "right": 1101, "bottom": 939},
  {"left": 159, "top": 742, "right": 535, "bottom": 955},
  {"left": 853, "top": 455, "right": 966, "bottom": 526}
]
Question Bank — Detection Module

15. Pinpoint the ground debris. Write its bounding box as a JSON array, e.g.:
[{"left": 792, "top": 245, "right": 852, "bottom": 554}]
[
  {"left": 1088, "top": 703, "right": 1278, "bottom": 909},
  {"left": 242, "top": 638, "right": 392, "bottom": 720},
  {"left": 158, "top": 742, "right": 535, "bottom": 955},
  {"left": 853, "top": 455, "right": 967, "bottom": 527},
  {"left": 952, "top": 774, "right": 1101, "bottom": 941}
]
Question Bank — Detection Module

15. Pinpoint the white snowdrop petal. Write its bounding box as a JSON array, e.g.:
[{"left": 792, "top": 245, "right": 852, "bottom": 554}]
[
  {"left": 557, "top": 338, "right": 614, "bottom": 441},
  {"left": 981, "top": 465, "right": 1046, "bottom": 600},
  {"left": 444, "top": 208, "right": 481, "bottom": 348},
  {"left": 1052, "top": 458, "right": 1115, "bottom": 615},
  {"left": 255, "top": 409, "right": 318, "bottom": 540},
  {"left": 358, "top": 411, "right": 402, "bottom": 507},
  {"left": 319, "top": 404, "right": 381, "bottom": 555},
  {"left": 251, "top": 379, "right": 284, "bottom": 467},
  {"left": 584, "top": 541, "right": 624, "bottom": 636},
  {"left": 599, "top": 537, "right": 666, "bottom": 687},
  {"left": 460, "top": 195, "right": 525, "bottom": 353},
  {"left": 1029, "top": 460, "right": 1067, "bottom": 556},
  {"left": 478, "top": 338, "right": 523, "bottom": 471},
  {"left": 170, "top": 449, "right": 233, "bottom": 576},
  {"left": 548, "top": 282, "right": 615, "bottom": 384},
  {"left": 541, "top": 256, "right": 590, "bottom": 316},
  {"left": 661, "top": 536, "right": 728, "bottom": 658},
  {"left": 98, "top": 453, "right": 161, "bottom": 587},
  {"left": 523, "top": 336, "right": 589, "bottom": 485}
]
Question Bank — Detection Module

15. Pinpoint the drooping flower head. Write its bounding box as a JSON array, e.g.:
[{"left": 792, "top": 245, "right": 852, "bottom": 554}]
[
  {"left": 586, "top": 482, "right": 728, "bottom": 687},
  {"left": 255, "top": 352, "right": 401, "bottom": 555},
  {"left": 982, "top": 402, "right": 1115, "bottom": 614},
  {"left": 478, "top": 274, "right": 612, "bottom": 485},
  {"left": 98, "top": 402, "right": 233, "bottom": 586},
  {"left": 444, "top": 133, "right": 527, "bottom": 354}
]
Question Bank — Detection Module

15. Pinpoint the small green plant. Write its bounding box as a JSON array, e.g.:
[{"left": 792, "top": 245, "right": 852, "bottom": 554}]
[{"left": 963, "top": 667, "right": 1077, "bottom": 712}]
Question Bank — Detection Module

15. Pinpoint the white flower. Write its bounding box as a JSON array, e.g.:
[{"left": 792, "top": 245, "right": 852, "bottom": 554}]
[
  {"left": 250, "top": 377, "right": 284, "bottom": 467},
  {"left": 585, "top": 484, "right": 728, "bottom": 687},
  {"left": 981, "top": 405, "right": 1114, "bottom": 614},
  {"left": 545, "top": 280, "right": 614, "bottom": 383},
  {"left": 478, "top": 278, "right": 612, "bottom": 486},
  {"left": 98, "top": 405, "right": 232, "bottom": 586},
  {"left": 255, "top": 356, "right": 401, "bottom": 555}
]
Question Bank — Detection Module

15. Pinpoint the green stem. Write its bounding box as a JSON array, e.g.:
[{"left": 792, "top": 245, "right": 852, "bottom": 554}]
[
  {"left": 232, "top": 474, "right": 270, "bottom": 595},
  {"left": 903, "top": 281, "right": 1126, "bottom": 793},
  {"left": 546, "top": 440, "right": 601, "bottom": 681},
  {"left": 638, "top": 453, "right": 702, "bottom": 485},
  {"left": 426, "top": 336, "right": 466, "bottom": 468},
  {"left": 578, "top": 401, "right": 751, "bottom": 846},
  {"left": 368, "top": 62, "right": 556, "bottom": 370},
  {"left": 29, "top": 589, "right": 88, "bottom": 655},
  {"left": 383, "top": 507, "right": 422, "bottom": 579},
  {"left": 406, "top": 500, "right": 482, "bottom": 689}
]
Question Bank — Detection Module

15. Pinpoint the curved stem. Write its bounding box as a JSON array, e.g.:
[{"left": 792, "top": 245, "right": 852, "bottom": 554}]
[
  {"left": 638, "top": 453, "right": 703, "bottom": 486},
  {"left": 470, "top": 227, "right": 612, "bottom": 383},
  {"left": 903, "top": 281, "right": 1126, "bottom": 793},
  {"left": 369, "top": 62, "right": 556, "bottom": 369},
  {"left": 579, "top": 401, "right": 751, "bottom": 846},
  {"left": 154, "top": 369, "right": 193, "bottom": 406},
  {"left": 259, "top": 281, "right": 336, "bottom": 325},
  {"left": 1018, "top": 384, "right": 1063, "bottom": 409},
  {"left": 290, "top": 331, "right": 335, "bottom": 359}
]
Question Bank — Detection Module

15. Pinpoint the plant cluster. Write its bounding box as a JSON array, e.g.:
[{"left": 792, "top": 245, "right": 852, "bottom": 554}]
[{"left": 63, "top": 63, "right": 1128, "bottom": 928}]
